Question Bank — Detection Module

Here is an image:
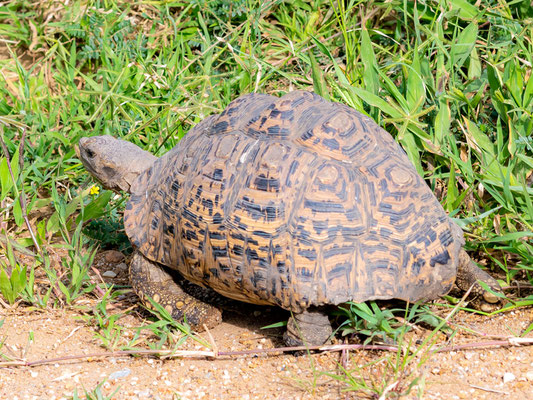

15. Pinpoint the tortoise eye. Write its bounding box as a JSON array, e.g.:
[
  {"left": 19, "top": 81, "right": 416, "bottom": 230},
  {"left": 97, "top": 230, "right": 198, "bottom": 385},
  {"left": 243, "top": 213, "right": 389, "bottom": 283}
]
[{"left": 86, "top": 149, "right": 95, "bottom": 159}]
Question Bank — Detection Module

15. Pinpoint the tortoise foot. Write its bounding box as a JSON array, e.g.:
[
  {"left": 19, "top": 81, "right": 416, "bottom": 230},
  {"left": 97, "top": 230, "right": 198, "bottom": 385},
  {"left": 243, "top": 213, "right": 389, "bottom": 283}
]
[
  {"left": 456, "top": 250, "right": 503, "bottom": 311},
  {"left": 283, "top": 309, "right": 333, "bottom": 347},
  {"left": 130, "top": 251, "right": 222, "bottom": 330}
]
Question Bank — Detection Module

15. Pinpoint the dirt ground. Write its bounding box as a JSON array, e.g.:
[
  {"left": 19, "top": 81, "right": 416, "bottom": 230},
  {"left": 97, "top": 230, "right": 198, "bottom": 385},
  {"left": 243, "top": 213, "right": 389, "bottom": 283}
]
[{"left": 1, "top": 252, "right": 533, "bottom": 400}]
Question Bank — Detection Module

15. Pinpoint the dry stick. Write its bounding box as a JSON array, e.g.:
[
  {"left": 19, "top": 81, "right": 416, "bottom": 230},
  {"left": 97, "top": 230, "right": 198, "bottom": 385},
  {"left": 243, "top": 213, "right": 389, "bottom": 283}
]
[
  {"left": 0, "top": 344, "right": 399, "bottom": 368},
  {"left": 202, "top": 324, "right": 218, "bottom": 358},
  {"left": 437, "top": 337, "right": 533, "bottom": 352},
  {"left": 469, "top": 384, "right": 509, "bottom": 395},
  {"left": 2, "top": 337, "right": 533, "bottom": 369},
  {"left": 90, "top": 266, "right": 109, "bottom": 298}
]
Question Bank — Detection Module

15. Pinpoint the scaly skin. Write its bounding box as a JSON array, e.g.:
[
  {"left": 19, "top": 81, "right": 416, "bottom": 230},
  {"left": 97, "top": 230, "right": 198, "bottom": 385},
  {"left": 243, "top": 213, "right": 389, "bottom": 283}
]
[
  {"left": 456, "top": 249, "right": 501, "bottom": 312},
  {"left": 130, "top": 251, "right": 222, "bottom": 330}
]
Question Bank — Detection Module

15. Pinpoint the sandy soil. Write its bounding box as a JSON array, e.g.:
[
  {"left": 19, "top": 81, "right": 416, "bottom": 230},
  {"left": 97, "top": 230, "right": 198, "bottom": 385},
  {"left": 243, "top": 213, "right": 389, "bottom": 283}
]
[{"left": 1, "top": 251, "right": 532, "bottom": 400}]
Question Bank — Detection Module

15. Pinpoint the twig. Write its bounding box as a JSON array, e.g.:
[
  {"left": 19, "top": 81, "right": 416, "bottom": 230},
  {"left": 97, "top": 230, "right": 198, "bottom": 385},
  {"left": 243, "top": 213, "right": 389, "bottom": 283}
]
[
  {"left": 0, "top": 343, "right": 399, "bottom": 368},
  {"left": 3, "top": 335, "right": 533, "bottom": 369},
  {"left": 202, "top": 324, "right": 218, "bottom": 357},
  {"left": 0, "top": 297, "right": 10, "bottom": 309},
  {"left": 437, "top": 337, "right": 533, "bottom": 352},
  {"left": 53, "top": 326, "right": 82, "bottom": 350},
  {"left": 90, "top": 266, "right": 108, "bottom": 297},
  {"left": 469, "top": 384, "right": 509, "bottom": 395}
]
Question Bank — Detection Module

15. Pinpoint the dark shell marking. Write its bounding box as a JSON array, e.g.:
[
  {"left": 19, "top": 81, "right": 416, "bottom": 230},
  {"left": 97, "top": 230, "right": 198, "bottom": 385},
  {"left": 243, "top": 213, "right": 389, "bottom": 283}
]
[{"left": 124, "top": 91, "right": 462, "bottom": 313}]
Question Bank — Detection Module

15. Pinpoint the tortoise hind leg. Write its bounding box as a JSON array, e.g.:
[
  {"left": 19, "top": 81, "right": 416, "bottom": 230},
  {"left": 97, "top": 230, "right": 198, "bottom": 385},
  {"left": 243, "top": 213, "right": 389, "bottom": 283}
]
[
  {"left": 130, "top": 251, "right": 222, "bottom": 329},
  {"left": 283, "top": 309, "right": 333, "bottom": 347},
  {"left": 456, "top": 249, "right": 501, "bottom": 311}
]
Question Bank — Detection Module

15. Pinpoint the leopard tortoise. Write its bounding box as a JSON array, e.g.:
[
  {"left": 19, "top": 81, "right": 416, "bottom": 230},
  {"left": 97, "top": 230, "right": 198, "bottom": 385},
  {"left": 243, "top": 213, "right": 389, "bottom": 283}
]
[{"left": 77, "top": 91, "right": 500, "bottom": 346}]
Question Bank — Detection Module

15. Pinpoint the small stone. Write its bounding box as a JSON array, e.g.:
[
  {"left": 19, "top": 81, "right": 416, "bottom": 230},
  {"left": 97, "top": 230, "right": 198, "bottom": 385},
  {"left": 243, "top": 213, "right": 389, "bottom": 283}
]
[
  {"left": 525, "top": 370, "right": 533, "bottom": 381},
  {"left": 104, "top": 250, "right": 124, "bottom": 263},
  {"left": 102, "top": 270, "right": 117, "bottom": 278},
  {"left": 109, "top": 368, "right": 131, "bottom": 380},
  {"left": 116, "top": 262, "right": 128, "bottom": 271},
  {"left": 503, "top": 372, "right": 516, "bottom": 383}
]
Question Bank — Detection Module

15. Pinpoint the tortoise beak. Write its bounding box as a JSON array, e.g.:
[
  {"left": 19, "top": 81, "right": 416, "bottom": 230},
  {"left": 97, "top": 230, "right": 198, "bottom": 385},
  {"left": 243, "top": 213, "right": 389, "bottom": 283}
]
[{"left": 75, "top": 137, "right": 88, "bottom": 159}]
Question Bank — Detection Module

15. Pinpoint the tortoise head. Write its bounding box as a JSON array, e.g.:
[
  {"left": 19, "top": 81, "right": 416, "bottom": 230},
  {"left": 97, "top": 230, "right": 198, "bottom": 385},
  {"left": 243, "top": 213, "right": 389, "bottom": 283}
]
[{"left": 76, "top": 135, "right": 157, "bottom": 193}]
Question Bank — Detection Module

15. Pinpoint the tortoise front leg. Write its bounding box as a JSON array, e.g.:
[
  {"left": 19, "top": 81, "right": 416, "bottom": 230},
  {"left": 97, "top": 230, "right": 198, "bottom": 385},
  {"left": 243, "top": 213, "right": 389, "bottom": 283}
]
[{"left": 130, "top": 251, "right": 222, "bottom": 329}]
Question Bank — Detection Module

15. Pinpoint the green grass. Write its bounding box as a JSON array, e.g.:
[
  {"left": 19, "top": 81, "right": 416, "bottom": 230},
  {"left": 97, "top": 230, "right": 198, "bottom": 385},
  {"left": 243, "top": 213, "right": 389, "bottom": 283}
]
[{"left": 0, "top": 0, "right": 532, "bottom": 398}]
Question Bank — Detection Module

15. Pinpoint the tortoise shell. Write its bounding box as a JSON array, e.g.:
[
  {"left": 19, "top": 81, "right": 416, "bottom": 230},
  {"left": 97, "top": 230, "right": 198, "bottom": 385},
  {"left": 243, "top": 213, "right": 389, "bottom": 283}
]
[{"left": 124, "top": 91, "right": 463, "bottom": 313}]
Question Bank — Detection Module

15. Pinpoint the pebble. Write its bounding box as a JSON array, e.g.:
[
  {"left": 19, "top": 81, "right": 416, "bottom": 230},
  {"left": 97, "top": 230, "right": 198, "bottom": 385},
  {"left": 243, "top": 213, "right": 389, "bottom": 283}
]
[
  {"left": 503, "top": 372, "right": 516, "bottom": 383},
  {"left": 102, "top": 270, "right": 117, "bottom": 278},
  {"left": 525, "top": 371, "right": 533, "bottom": 381},
  {"left": 116, "top": 262, "right": 128, "bottom": 271},
  {"left": 109, "top": 368, "right": 131, "bottom": 380}
]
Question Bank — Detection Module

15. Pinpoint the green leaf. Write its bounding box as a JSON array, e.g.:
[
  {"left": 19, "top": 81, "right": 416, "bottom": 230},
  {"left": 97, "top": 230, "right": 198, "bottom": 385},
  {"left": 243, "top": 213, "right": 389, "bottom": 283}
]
[
  {"left": 463, "top": 118, "right": 495, "bottom": 157},
  {"left": 468, "top": 47, "right": 481, "bottom": 80},
  {"left": 351, "top": 87, "right": 403, "bottom": 119},
  {"left": 260, "top": 321, "right": 287, "bottom": 329},
  {"left": 399, "top": 128, "right": 423, "bottom": 176},
  {"left": 360, "top": 27, "right": 379, "bottom": 96},
  {"left": 406, "top": 46, "right": 425, "bottom": 112},
  {"left": 47, "top": 187, "right": 80, "bottom": 234},
  {"left": 12, "top": 197, "right": 23, "bottom": 227},
  {"left": 0, "top": 158, "right": 12, "bottom": 200},
  {"left": 0, "top": 267, "right": 13, "bottom": 304},
  {"left": 448, "top": 0, "right": 481, "bottom": 20},
  {"left": 506, "top": 62, "right": 525, "bottom": 108},
  {"left": 434, "top": 99, "right": 451, "bottom": 145},
  {"left": 450, "top": 23, "right": 478, "bottom": 68},
  {"left": 485, "top": 232, "right": 533, "bottom": 243},
  {"left": 308, "top": 51, "right": 329, "bottom": 100},
  {"left": 11, "top": 265, "right": 26, "bottom": 296},
  {"left": 446, "top": 160, "right": 459, "bottom": 212},
  {"left": 5, "top": 231, "right": 16, "bottom": 267},
  {"left": 375, "top": 67, "right": 409, "bottom": 112},
  {"left": 311, "top": 36, "right": 362, "bottom": 110},
  {"left": 75, "top": 190, "right": 113, "bottom": 225}
]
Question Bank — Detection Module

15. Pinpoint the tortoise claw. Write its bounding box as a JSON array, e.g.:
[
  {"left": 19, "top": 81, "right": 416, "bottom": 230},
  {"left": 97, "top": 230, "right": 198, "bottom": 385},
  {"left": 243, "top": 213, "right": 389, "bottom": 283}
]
[{"left": 482, "top": 290, "right": 500, "bottom": 304}]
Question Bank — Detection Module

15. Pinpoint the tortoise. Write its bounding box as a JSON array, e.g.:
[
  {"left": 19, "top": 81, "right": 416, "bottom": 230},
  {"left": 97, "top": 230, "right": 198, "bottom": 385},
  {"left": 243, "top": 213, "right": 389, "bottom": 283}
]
[{"left": 77, "top": 91, "right": 500, "bottom": 346}]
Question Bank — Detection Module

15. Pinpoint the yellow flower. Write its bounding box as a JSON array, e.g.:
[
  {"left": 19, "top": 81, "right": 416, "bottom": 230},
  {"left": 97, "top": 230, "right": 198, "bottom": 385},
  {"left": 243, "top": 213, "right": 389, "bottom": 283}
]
[{"left": 89, "top": 185, "right": 100, "bottom": 196}]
